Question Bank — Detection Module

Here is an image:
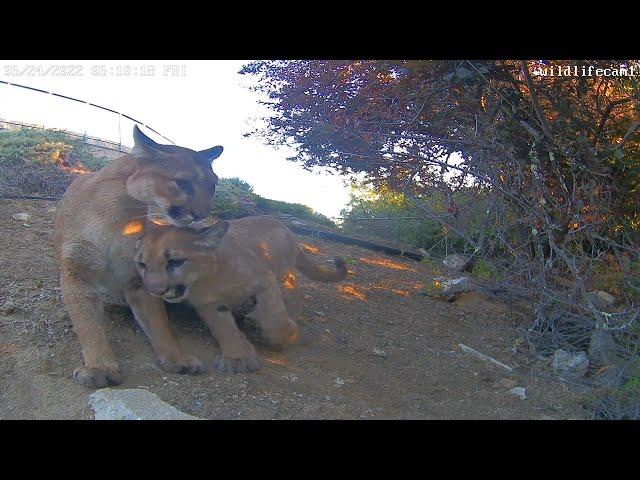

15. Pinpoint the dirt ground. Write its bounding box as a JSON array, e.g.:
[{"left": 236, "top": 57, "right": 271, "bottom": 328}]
[{"left": 0, "top": 199, "right": 591, "bottom": 419}]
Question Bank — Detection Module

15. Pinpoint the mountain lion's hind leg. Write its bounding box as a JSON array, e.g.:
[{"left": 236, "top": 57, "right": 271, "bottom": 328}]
[
  {"left": 248, "top": 274, "right": 299, "bottom": 347},
  {"left": 60, "top": 269, "right": 122, "bottom": 388}
]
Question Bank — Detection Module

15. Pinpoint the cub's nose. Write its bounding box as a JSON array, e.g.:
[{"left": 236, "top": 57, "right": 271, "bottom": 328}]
[{"left": 144, "top": 274, "right": 168, "bottom": 296}]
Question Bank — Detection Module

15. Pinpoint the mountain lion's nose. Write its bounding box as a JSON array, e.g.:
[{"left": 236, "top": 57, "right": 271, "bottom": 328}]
[{"left": 144, "top": 274, "right": 168, "bottom": 296}]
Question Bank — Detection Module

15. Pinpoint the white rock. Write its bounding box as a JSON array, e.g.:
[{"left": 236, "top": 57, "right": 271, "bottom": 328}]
[
  {"left": 12, "top": 212, "right": 30, "bottom": 221},
  {"left": 372, "top": 348, "right": 388, "bottom": 358},
  {"left": 88, "top": 388, "right": 200, "bottom": 420},
  {"left": 443, "top": 254, "right": 468, "bottom": 271},
  {"left": 552, "top": 349, "right": 589, "bottom": 378},
  {"left": 509, "top": 387, "right": 527, "bottom": 400}
]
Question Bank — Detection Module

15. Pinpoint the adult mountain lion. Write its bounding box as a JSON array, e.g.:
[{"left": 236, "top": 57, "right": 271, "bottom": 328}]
[
  {"left": 53, "top": 126, "right": 223, "bottom": 388},
  {"left": 134, "top": 216, "right": 347, "bottom": 373}
]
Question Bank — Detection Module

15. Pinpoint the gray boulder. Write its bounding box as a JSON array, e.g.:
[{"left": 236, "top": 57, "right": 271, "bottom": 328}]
[
  {"left": 587, "top": 291, "right": 616, "bottom": 311},
  {"left": 88, "top": 388, "right": 200, "bottom": 420},
  {"left": 419, "top": 276, "right": 473, "bottom": 301},
  {"left": 443, "top": 254, "right": 469, "bottom": 271},
  {"left": 552, "top": 349, "right": 589, "bottom": 378}
]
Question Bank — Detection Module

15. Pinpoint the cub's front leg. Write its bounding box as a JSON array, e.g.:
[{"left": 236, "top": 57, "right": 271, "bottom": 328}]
[
  {"left": 124, "top": 288, "right": 203, "bottom": 374},
  {"left": 197, "top": 304, "right": 260, "bottom": 373}
]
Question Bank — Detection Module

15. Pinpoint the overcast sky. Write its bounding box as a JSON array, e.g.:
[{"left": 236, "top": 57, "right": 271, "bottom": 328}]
[{"left": 0, "top": 60, "right": 352, "bottom": 218}]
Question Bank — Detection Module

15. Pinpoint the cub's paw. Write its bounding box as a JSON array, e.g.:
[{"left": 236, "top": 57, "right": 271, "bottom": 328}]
[
  {"left": 262, "top": 324, "right": 299, "bottom": 348},
  {"left": 214, "top": 353, "right": 261, "bottom": 374},
  {"left": 73, "top": 366, "right": 123, "bottom": 389},
  {"left": 159, "top": 353, "right": 204, "bottom": 375}
]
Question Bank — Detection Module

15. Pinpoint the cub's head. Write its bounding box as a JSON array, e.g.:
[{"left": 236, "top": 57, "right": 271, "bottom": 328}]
[
  {"left": 134, "top": 220, "right": 230, "bottom": 303},
  {"left": 126, "top": 125, "right": 224, "bottom": 227}
]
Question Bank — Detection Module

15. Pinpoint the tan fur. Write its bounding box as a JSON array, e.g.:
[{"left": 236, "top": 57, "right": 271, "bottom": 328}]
[
  {"left": 53, "top": 126, "right": 223, "bottom": 388},
  {"left": 135, "top": 216, "right": 347, "bottom": 373}
]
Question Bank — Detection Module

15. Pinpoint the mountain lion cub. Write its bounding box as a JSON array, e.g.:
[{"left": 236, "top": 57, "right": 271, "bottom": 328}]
[{"left": 134, "top": 216, "right": 347, "bottom": 373}]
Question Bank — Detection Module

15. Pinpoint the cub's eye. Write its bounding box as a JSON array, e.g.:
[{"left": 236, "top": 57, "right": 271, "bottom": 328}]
[
  {"left": 137, "top": 262, "right": 146, "bottom": 270},
  {"left": 175, "top": 179, "right": 194, "bottom": 195},
  {"left": 167, "top": 258, "right": 185, "bottom": 269}
]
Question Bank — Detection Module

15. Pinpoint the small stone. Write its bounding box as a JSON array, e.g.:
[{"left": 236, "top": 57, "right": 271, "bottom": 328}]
[
  {"left": 22, "top": 223, "right": 31, "bottom": 228},
  {"left": 12, "top": 213, "right": 30, "bottom": 221},
  {"left": 334, "top": 377, "right": 345, "bottom": 386},
  {"left": 283, "top": 374, "right": 298, "bottom": 383},
  {"left": 509, "top": 387, "right": 527, "bottom": 400},
  {"left": 372, "top": 348, "right": 388, "bottom": 358}
]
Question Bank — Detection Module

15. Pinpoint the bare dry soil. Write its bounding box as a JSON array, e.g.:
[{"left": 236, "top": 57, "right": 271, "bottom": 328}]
[{"left": 0, "top": 199, "right": 590, "bottom": 419}]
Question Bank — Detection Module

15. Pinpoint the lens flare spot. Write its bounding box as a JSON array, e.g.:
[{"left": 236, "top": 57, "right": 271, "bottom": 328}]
[
  {"left": 337, "top": 285, "right": 366, "bottom": 301},
  {"left": 122, "top": 220, "right": 143, "bottom": 236},
  {"left": 264, "top": 356, "right": 286, "bottom": 366},
  {"left": 300, "top": 243, "right": 320, "bottom": 254},
  {"left": 392, "top": 289, "right": 410, "bottom": 297},
  {"left": 283, "top": 271, "right": 296, "bottom": 290},
  {"left": 150, "top": 217, "right": 171, "bottom": 226},
  {"left": 358, "top": 256, "right": 416, "bottom": 272},
  {"left": 258, "top": 241, "right": 272, "bottom": 260}
]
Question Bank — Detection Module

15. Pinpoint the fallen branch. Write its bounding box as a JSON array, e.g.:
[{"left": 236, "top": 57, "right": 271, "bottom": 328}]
[{"left": 458, "top": 343, "right": 513, "bottom": 372}]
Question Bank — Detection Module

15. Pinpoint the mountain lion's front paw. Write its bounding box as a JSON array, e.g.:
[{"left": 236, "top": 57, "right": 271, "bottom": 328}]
[
  {"left": 158, "top": 353, "right": 204, "bottom": 374},
  {"left": 213, "top": 353, "right": 261, "bottom": 374},
  {"left": 73, "top": 365, "right": 123, "bottom": 388}
]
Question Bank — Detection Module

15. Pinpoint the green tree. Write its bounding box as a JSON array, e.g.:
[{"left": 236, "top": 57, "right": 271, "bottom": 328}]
[{"left": 242, "top": 60, "right": 640, "bottom": 373}]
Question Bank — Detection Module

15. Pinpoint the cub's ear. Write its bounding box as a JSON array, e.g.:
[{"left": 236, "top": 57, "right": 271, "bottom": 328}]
[
  {"left": 193, "top": 220, "right": 229, "bottom": 249},
  {"left": 131, "top": 125, "right": 165, "bottom": 160},
  {"left": 198, "top": 146, "right": 224, "bottom": 163}
]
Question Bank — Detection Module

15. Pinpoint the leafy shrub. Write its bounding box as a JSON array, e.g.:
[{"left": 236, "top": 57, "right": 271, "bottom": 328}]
[
  {"left": 212, "top": 177, "right": 334, "bottom": 226},
  {"left": 0, "top": 128, "right": 104, "bottom": 169},
  {"left": 590, "top": 254, "right": 640, "bottom": 304},
  {"left": 472, "top": 258, "right": 503, "bottom": 282},
  {"left": 340, "top": 183, "right": 469, "bottom": 254}
]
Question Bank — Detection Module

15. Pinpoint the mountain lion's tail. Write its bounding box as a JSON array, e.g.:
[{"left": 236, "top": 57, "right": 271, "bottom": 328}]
[{"left": 296, "top": 247, "right": 348, "bottom": 282}]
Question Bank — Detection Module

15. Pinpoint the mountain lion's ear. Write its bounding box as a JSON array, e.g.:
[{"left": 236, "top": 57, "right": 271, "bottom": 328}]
[
  {"left": 194, "top": 220, "right": 229, "bottom": 249},
  {"left": 131, "top": 125, "right": 166, "bottom": 160},
  {"left": 198, "top": 146, "right": 224, "bottom": 163}
]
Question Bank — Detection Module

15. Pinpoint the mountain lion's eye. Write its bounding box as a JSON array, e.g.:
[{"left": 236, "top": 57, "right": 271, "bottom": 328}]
[
  {"left": 167, "top": 258, "right": 185, "bottom": 269},
  {"left": 175, "top": 180, "right": 194, "bottom": 195}
]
